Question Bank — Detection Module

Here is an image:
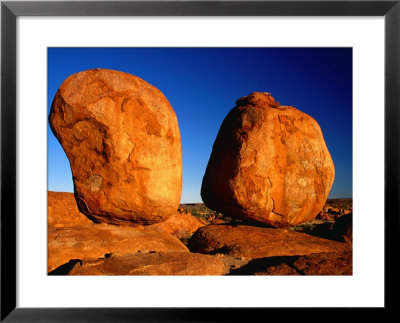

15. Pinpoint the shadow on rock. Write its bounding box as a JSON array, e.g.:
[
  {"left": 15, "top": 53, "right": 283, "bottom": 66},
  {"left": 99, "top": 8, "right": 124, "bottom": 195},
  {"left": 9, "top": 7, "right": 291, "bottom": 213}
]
[
  {"left": 227, "top": 255, "right": 301, "bottom": 275},
  {"left": 228, "top": 251, "right": 352, "bottom": 276},
  {"left": 290, "top": 221, "right": 335, "bottom": 240},
  {"left": 48, "top": 259, "right": 82, "bottom": 275}
]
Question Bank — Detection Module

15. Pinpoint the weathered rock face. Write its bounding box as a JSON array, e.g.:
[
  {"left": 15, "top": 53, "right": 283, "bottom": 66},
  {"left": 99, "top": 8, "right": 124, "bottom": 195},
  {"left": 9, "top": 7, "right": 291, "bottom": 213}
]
[
  {"left": 48, "top": 224, "right": 188, "bottom": 272},
  {"left": 61, "top": 252, "right": 227, "bottom": 276},
  {"left": 188, "top": 224, "right": 351, "bottom": 259},
  {"left": 201, "top": 92, "right": 335, "bottom": 227},
  {"left": 49, "top": 69, "right": 182, "bottom": 225},
  {"left": 48, "top": 191, "right": 94, "bottom": 227}
]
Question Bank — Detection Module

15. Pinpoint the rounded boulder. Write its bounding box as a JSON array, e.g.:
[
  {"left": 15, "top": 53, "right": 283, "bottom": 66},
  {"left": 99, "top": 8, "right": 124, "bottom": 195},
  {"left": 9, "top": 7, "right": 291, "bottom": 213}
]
[
  {"left": 49, "top": 69, "right": 182, "bottom": 225},
  {"left": 201, "top": 92, "right": 335, "bottom": 227}
]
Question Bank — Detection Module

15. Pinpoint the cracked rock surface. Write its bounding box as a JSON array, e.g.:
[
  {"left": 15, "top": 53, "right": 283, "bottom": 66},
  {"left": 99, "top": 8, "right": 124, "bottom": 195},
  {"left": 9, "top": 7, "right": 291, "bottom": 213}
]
[
  {"left": 49, "top": 69, "right": 182, "bottom": 225},
  {"left": 201, "top": 92, "right": 335, "bottom": 227}
]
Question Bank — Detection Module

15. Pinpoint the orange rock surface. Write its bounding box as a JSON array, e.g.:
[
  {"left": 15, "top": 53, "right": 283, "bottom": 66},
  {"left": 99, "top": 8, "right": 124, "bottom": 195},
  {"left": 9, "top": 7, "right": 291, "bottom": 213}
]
[
  {"left": 49, "top": 69, "right": 182, "bottom": 225},
  {"left": 48, "top": 191, "right": 207, "bottom": 239},
  {"left": 228, "top": 251, "right": 352, "bottom": 275},
  {"left": 63, "top": 252, "right": 226, "bottom": 276},
  {"left": 48, "top": 191, "right": 94, "bottom": 227},
  {"left": 201, "top": 92, "right": 335, "bottom": 227},
  {"left": 292, "top": 251, "right": 352, "bottom": 275},
  {"left": 147, "top": 212, "right": 208, "bottom": 239},
  {"left": 188, "top": 224, "right": 351, "bottom": 258},
  {"left": 48, "top": 224, "right": 188, "bottom": 272}
]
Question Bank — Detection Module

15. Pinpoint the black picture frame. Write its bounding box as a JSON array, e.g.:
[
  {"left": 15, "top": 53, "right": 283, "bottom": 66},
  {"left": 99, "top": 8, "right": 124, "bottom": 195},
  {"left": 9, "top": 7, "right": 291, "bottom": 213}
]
[{"left": 1, "top": 0, "right": 399, "bottom": 321}]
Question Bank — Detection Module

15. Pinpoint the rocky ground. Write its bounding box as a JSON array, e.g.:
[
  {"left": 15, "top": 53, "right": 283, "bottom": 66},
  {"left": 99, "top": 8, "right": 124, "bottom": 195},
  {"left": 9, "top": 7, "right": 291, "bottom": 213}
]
[{"left": 48, "top": 192, "right": 352, "bottom": 276}]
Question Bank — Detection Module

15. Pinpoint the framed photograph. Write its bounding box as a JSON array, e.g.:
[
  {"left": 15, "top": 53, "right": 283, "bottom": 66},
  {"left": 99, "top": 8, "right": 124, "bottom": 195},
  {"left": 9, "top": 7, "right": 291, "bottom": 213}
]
[{"left": 1, "top": 0, "right": 398, "bottom": 321}]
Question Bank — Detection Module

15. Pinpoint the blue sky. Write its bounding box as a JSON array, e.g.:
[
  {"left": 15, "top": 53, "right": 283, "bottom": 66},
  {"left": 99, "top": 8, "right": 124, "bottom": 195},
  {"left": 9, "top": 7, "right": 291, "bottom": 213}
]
[{"left": 48, "top": 48, "right": 352, "bottom": 203}]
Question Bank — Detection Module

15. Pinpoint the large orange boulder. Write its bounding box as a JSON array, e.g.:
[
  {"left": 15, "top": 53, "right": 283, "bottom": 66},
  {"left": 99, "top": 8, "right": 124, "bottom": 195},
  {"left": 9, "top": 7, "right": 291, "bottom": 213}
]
[
  {"left": 48, "top": 224, "right": 189, "bottom": 272},
  {"left": 188, "top": 224, "right": 351, "bottom": 259},
  {"left": 201, "top": 92, "right": 335, "bottom": 227},
  {"left": 49, "top": 69, "right": 182, "bottom": 225}
]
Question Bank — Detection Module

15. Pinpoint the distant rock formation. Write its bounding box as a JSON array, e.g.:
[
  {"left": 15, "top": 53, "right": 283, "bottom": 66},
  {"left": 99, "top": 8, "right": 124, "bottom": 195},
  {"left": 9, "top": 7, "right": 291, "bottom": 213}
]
[
  {"left": 49, "top": 69, "right": 182, "bottom": 225},
  {"left": 201, "top": 92, "right": 335, "bottom": 227}
]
